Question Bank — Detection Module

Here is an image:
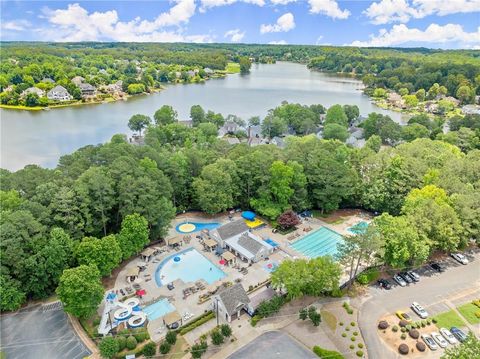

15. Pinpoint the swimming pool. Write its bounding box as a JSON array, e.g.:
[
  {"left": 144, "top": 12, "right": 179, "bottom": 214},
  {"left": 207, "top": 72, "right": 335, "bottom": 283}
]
[
  {"left": 143, "top": 298, "right": 175, "bottom": 321},
  {"left": 155, "top": 247, "right": 226, "bottom": 286},
  {"left": 289, "top": 227, "right": 343, "bottom": 258},
  {"left": 175, "top": 222, "right": 220, "bottom": 233},
  {"left": 348, "top": 221, "right": 369, "bottom": 234}
]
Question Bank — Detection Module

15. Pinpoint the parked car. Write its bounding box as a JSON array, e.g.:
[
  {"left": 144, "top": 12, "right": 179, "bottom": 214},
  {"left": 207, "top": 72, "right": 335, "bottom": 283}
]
[
  {"left": 451, "top": 253, "right": 469, "bottom": 265},
  {"left": 431, "top": 332, "right": 448, "bottom": 348},
  {"left": 393, "top": 274, "right": 407, "bottom": 287},
  {"left": 411, "top": 302, "right": 429, "bottom": 319},
  {"left": 406, "top": 270, "right": 420, "bottom": 282},
  {"left": 399, "top": 272, "right": 413, "bottom": 284},
  {"left": 430, "top": 262, "right": 444, "bottom": 272},
  {"left": 377, "top": 279, "right": 392, "bottom": 290},
  {"left": 395, "top": 311, "right": 412, "bottom": 323},
  {"left": 421, "top": 334, "right": 438, "bottom": 350},
  {"left": 450, "top": 327, "right": 468, "bottom": 342},
  {"left": 440, "top": 328, "right": 458, "bottom": 345}
]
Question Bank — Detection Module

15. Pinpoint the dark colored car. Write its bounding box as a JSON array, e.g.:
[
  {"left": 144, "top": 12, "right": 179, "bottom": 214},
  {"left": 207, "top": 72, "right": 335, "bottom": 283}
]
[
  {"left": 430, "top": 262, "right": 444, "bottom": 272},
  {"left": 399, "top": 272, "right": 413, "bottom": 284},
  {"left": 377, "top": 279, "right": 392, "bottom": 290},
  {"left": 450, "top": 327, "right": 468, "bottom": 342}
]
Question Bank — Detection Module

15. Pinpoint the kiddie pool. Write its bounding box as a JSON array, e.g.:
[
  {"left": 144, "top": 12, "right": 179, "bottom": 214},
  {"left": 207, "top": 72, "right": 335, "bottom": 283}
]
[{"left": 175, "top": 222, "right": 220, "bottom": 233}]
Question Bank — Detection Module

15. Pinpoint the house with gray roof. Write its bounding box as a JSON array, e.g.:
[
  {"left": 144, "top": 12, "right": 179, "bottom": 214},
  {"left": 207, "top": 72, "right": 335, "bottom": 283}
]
[
  {"left": 78, "top": 83, "right": 96, "bottom": 97},
  {"left": 219, "top": 121, "right": 238, "bottom": 137},
  {"left": 21, "top": 87, "right": 45, "bottom": 98},
  {"left": 270, "top": 136, "right": 286, "bottom": 148},
  {"left": 224, "top": 232, "right": 274, "bottom": 263},
  {"left": 71, "top": 76, "right": 85, "bottom": 86},
  {"left": 213, "top": 283, "right": 250, "bottom": 323},
  {"left": 47, "top": 85, "right": 72, "bottom": 101},
  {"left": 210, "top": 219, "right": 249, "bottom": 247}
]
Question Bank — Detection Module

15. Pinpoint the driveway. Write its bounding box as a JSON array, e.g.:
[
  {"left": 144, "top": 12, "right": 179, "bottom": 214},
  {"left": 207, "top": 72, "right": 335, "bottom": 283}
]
[
  {"left": 0, "top": 302, "right": 91, "bottom": 359},
  {"left": 227, "top": 331, "right": 316, "bottom": 359},
  {"left": 359, "top": 251, "right": 480, "bottom": 359}
]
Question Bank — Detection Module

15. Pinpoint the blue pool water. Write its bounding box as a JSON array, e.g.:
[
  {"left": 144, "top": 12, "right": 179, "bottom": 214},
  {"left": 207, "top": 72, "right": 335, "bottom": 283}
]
[
  {"left": 289, "top": 227, "right": 343, "bottom": 258},
  {"left": 175, "top": 222, "right": 220, "bottom": 233},
  {"left": 155, "top": 247, "right": 226, "bottom": 286},
  {"left": 143, "top": 299, "right": 175, "bottom": 321},
  {"left": 348, "top": 221, "right": 369, "bottom": 234},
  {"left": 265, "top": 238, "right": 279, "bottom": 247}
]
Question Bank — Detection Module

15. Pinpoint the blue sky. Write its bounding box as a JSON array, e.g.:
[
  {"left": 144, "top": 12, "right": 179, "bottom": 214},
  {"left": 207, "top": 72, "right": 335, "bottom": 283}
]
[{"left": 1, "top": 0, "right": 479, "bottom": 48}]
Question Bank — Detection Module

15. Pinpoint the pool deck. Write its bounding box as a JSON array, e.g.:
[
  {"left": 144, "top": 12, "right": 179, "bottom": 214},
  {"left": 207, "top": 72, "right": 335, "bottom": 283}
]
[{"left": 108, "top": 210, "right": 372, "bottom": 342}]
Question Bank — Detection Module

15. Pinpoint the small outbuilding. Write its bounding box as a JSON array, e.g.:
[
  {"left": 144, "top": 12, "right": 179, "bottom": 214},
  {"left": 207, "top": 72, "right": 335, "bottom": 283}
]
[
  {"left": 203, "top": 239, "right": 217, "bottom": 252},
  {"left": 140, "top": 248, "right": 156, "bottom": 262},
  {"left": 125, "top": 267, "right": 139, "bottom": 283},
  {"left": 213, "top": 283, "right": 250, "bottom": 323},
  {"left": 163, "top": 311, "right": 182, "bottom": 329},
  {"left": 221, "top": 251, "right": 237, "bottom": 266}
]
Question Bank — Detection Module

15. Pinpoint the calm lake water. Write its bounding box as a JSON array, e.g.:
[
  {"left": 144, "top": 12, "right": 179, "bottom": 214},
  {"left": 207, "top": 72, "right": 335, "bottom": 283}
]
[{"left": 0, "top": 62, "right": 403, "bottom": 171}]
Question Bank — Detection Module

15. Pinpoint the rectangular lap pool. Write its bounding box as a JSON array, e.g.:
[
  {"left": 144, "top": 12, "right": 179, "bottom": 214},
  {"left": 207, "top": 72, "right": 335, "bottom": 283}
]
[
  {"left": 143, "top": 299, "right": 175, "bottom": 321},
  {"left": 289, "top": 226, "right": 343, "bottom": 258}
]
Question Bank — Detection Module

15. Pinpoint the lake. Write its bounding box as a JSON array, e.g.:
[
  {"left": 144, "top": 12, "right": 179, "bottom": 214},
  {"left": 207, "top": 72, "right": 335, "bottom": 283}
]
[{"left": 0, "top": 62, "right": 404, "bottom": 171}]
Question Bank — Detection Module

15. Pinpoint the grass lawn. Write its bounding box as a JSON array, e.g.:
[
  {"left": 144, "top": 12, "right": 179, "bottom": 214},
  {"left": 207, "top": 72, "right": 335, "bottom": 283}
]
[
  {"left": 434, "top": 310, "right": 466, "bottom": 329},
  {"left": 166, "top": 335, "right": 188, "bottom": 359},
  {"left": 457, "top": 303, "right": 480, "bottom": 325},
  {"left": 320, "top": 310, "right": 337, "bottom": 332},
  {"left": 225, "top": 62, "right": 240, "bottom": 73}
]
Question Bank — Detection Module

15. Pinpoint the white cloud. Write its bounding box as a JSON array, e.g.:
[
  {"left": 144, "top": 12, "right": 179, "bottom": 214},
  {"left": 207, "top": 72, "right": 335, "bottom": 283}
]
[
  {"left": 350, "top": 23, "right": 480, "bottom": 48},
  {"left": 224, "top": 29, "right": 245, "bottom": 42},
  {"left": 260, "top": 12, "right": 295, "bottom": 34},
  {"left": 1, "top": 20, "right": 31, "bottom": 31},
  {"left": 364, "top": 0, "right": 480, "bottom": 24},
  {"left": 308, "top": 0, "right": 350, "bottom": 19},
  {"left": 199, "top": 0, "right": 265, "bottom": 12},
  {"left": 270, "top": 0, "right": 297, "bottom": 4},
  {"left": 38, "top": 1, "right": 213, "bottom": 42},
  {"left": 269, "top": 40, "right": 287, "bottom": 44}
]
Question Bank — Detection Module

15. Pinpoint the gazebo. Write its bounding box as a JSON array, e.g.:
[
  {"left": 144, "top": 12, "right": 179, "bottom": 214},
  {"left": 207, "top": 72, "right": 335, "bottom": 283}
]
[
  {"left": 125, "top": 267, "right": 139, "bottom": 283},
  {"left": 203, "top": 239, "right": 217, "bottom": 252},
  {"left": 163, "top": 311, "right": 182, "bottom": 329},
  {"left": 167, "top": 237, "right": 182, "bottom": 247},
  {"left": 140, "top": 248, "right": 155, "bottom": 262},
  {"left": 221, "top": 251, "right": 237, "bottom": 266}
]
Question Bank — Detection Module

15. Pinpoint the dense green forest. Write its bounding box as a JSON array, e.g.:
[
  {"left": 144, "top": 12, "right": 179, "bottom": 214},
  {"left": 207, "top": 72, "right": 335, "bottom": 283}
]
[
  {"left": 1, "top": 43, "right": 479, "bottom": 107},
  {"left": 1, "top": 100, "right": 479, "bottom": 312}
]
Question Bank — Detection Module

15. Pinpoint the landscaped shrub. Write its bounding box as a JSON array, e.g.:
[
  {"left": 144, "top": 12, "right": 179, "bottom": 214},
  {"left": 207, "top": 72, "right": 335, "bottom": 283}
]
[
  {"left": 358, "top": 343, "right": 364, "bottom": 349},
  {"left": 191, "top": 341, "right": 208, "bottom": 359},
  {"left": 250, "top": 315, "right": 261, "bottom": 327},
  {"left": 353, "top": 331, "right": 358, "bottom": 336},
  {"left": 179, "top": 311, "right": 215, "bottom": 335},
  {"left": 356, "top": 350, "right": 364, "bottom": 357},
  {"left": 400, "top": 327, "right": 406, "bottom": 333},
  {"left": 356, "top": 268, "right": 380, "bottom": 285},
  {"left": 342, "top": 333, "right": 347, "bottom": 337},
  {"left": 392, "top": 325, "right": 399, "bottom": 332},
  {"left": 405, "top": 324, "right": 411, "bottom": 331},
  {"left": 416, "top": 342, "right": 426, "bottom": 352},
  {"left": 409, "top": 329, "right": 419, "bottom": 339},
  {"left": 421, "top": 322, "right": 426, "bottom": 328},
  {"left": 401, "top": 333, "right": 406, "bottom": 340},
  {"left": 116, "top": 336, "right": 126, "bottom": 351},
  {"left": 220, "top": 324, "right": 232, "bottom": 337},
  {"left": 142, "top": 342, "right": 157, "bottom": 357},
  {"left": 166, "top": 331, "right": 177, "bottom": 345},
  {"left": 349, "top": 344, "right": 355, "bottom": 349},
  {"left": 431, "top": 318, "right": 437, "bottom": 324},
  {"left": 351, "top": 336, "right": 356, "bottom": 342},
  {"left": 211, "top": 329, "right": 224, "bottom": 345},
  {"left": 159, "top": 342, "right": 171, "bottom": 355},
  {"left": 399, "top": 320, "right": 409, "bottom": 327},
  {"left": 299, "top": 308, "right": 308, "bottom": 320},
  {"left": 339, "top": 322, "right": 344, "bottom": 326},
  {"left": 426, "top": 319, "right": 431, "bottom": 325},
  {"left": 345, "top": 327, "right": 350, "bottom": 331},
  {"left": 126, "top": 336, "right": 137, "bottom": 350},
  {"left": 398, "top": 344, "right": 409, "bottom": 355},
  {"left": 99, "top": 337, "right": 119, "bottom": 359},
  {"left": 475, "top": 311, "right": 480, "bottom": 319},
  {"left": 256, "top": 296, "right": 287, "bottom": 318},
  {"left": 342, "top": 302, "right": 354, "bottom": 315},
  {"left": 312, "top": 346, "right": 345, "bottom": 359},
  {"left": 350, "top": 322, "right": 356, "bottom": 327},
  {"left": 133, "top": 329, "right": 148, "bottom": 342},
  {"left": 378, "top": 321, "right": 389, "bottom": 330}
]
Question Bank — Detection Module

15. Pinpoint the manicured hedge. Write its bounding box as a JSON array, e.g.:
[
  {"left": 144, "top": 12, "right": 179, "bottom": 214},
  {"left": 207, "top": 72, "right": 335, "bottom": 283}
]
[
  {"left": 179, "top": 311, "right": 215, "bottom": 335},
  {"left": 312, "top": 346, "right": 345, "bottom": 359}
]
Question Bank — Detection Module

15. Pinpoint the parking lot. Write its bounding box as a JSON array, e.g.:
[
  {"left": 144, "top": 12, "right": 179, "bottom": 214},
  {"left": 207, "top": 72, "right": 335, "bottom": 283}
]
[
  {"left": 0, "top": 302, "right": 91, "bottom": 359},
  {"left": 360, "top": 249, "right": 480, "bottom": 359}
]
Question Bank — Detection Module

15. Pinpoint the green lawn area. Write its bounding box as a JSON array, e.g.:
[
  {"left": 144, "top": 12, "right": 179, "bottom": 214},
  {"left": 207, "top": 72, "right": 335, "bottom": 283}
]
[
  {"left": 321, "top": 310, "right": 337, "bottom": 331},
  {"left": 225, "top": 62, "right": 240, "bottom": 73},
  {"left": 434, "top": 310, "right": 466, "bottom": 329},
  {"left": 165, "top": 335, "right": 188, "bottom": 359},
  {"left": 457, "top": 303, "right": 480, "bottom": 325}
]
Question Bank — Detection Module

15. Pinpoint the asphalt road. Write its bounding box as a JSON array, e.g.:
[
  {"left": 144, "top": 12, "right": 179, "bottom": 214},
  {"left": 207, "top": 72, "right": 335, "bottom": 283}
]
[
  {"left": 0, "top": 302, "right": 91, "bottom": 359},
  {"left": 227, "top": 331, "right": 317, "bottom": 359},
  {"left": 359, "top": 250, "right": 480, "bottom": 359}
]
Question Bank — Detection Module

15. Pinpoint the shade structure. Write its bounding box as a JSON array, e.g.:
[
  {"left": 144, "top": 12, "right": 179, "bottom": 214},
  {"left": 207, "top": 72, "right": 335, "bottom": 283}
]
[
  {"left": 221, "top": 251, "right": 236, "bottom": 262},
  {"left": 242, "top": 211, "right": 256, "bottom": 221},
  {"left": 204, "top": 239, "right": 217, "bottom": 248},
  {"left": 168, "top": 237, "right": 182, "bottom": 246},
  {"left": 136, "top": 289, "right": 146, "bottom": 296},
  {"left": 163, "top": 311, "right": 182, "bottom": 327}
]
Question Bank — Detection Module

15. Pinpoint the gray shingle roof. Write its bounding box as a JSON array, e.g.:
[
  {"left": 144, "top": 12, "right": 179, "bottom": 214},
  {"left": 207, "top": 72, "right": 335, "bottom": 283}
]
[
  {"left": 218, "top": 283, "right": 250, "bottom": 316},
  {"left": 237, "top": 233, "right": 264, "bottom": 255},
  {"left": 216, "top": 220, "right": 248, "bottom": 240}
]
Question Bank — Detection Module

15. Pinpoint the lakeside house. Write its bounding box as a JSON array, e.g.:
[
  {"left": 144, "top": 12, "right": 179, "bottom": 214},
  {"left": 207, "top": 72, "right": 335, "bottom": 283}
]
[
  {"left": 21, "top": 87, "right": 45, "bottom": 98},
  {"left": 71, "top": 76, "right": 85, "bottom": 86},
  {"left": 78, "top": 83, "right": 96, "bottom": 97},
  {"left": 387, "top": 92, "right": 405, "bottom": 108},
  {"left": 213, "top": 283, "right": 250, "bottom": 323},
  {"left": 270, "top": 136, "right": 286, "bottom": 148},
  {"left": 41, "top": 77, "right": 55, "bottom": 84},
  {"left": 461, "top": 104, "right": 480, "bottom": 115},
  {"left": 219, "top": 121, "right": 238, "bottom": 136},
  {"left": 47, "top": 85, "right": 72, "bottom": 101}
]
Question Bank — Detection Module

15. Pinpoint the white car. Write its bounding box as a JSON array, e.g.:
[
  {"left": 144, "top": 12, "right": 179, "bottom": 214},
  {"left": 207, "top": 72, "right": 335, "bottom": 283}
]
[
  {"left": 431, "top": 331, "right": 448, "bottom": 348},
  {"left": 440, "top": 328, "right": 458, "bottom": 345},
  {"left": 411, "top": 302, "right": 429, "bottom": 319},
  {"left": 421, "top": 334, "right": 438, "bottom": 350},
  {"left": 451, "top": 253, "right": 469, "bottom": 265},
  {"left": 393, "top": 274, "right": 407, "bottom": 287}
]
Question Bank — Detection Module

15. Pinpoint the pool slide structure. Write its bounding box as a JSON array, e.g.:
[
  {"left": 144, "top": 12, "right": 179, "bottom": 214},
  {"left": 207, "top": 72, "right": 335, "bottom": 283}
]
[{"left": 98, "top": 294, "right": 147, "bottom": 335}]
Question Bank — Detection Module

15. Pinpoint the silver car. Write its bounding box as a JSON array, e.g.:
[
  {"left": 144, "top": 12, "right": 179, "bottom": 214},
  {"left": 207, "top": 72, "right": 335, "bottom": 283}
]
[
  {"left": 393, "top": 274, "right": 407, "bottom": 287},
  {"left": 411, "top": 302, "right": 429, "bottom": 319},
  {"left": 451, "top": 253, "right": 468, "bottom": 265},
  {"left": 431, "top": 331, "right": 448, "bottom": 348},
  {"left": 421, "top": 334, "right": 438, "bottom": 350},
  {"left": 440, "top": 328, "right": 458, "bottom": 345}
]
